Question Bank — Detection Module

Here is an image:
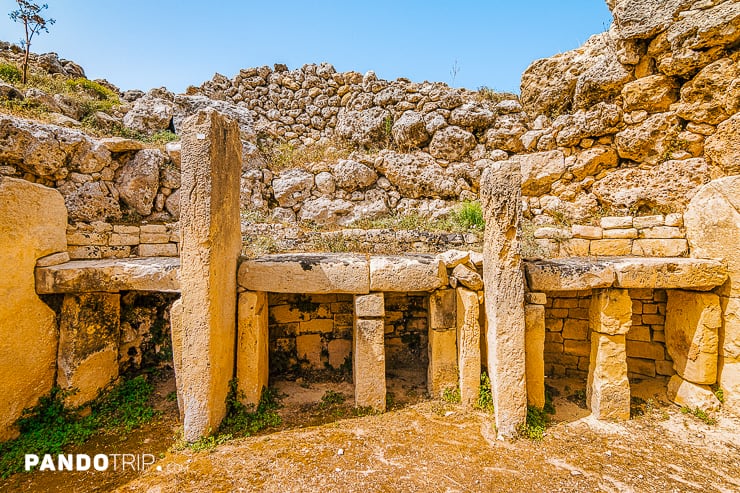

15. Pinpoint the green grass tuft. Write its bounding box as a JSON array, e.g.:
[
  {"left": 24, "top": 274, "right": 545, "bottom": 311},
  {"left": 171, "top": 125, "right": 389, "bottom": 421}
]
[
  {"left": 476, "top": 372, "right": 495, "bottom": 413},
  {"left": 518, "top": 405, "right": 551, "bottom": 441}
]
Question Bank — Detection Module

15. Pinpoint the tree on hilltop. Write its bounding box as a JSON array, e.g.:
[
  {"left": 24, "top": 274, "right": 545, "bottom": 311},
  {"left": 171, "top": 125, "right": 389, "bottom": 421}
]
[{"left": 9, "top": 0, "right": 55, "bottom": 84}]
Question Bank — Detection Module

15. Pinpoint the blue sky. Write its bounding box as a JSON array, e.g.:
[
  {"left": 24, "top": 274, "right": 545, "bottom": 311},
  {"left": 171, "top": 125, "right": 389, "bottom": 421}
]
[{"left": 0, "top": 1, "right": 612, "bottom": 93}]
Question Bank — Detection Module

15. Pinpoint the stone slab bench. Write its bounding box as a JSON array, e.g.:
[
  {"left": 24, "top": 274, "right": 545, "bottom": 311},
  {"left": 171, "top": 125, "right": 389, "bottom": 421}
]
[
  {"left": 524, "top": 257, "right": 727, "bottom": 292},
  {"left": 35, "top": 257, "right": 181, "bottom": 294}
]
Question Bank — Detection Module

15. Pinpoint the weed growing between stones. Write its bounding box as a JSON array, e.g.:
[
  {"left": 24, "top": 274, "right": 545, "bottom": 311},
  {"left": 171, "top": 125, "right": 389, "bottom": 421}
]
[
  {"left": 712, "top": 384, "right": 725, "bottom": 403},
  {"left": 318, "top": 390, "right": 345, "bottom": 409},
  {"left": 442, "top": 387, "right": 461, "bottom": 404},
  {"left": 680, "top": 406, "right": 717, "bottom": 426},
  {"left": 218, "top": 380, "right": 282, "bottom": 437},
  {"left": 0, "top": 376, "right": 158, "bottom": 478},
  {"left": 518, "top": 406, "right": 551, "bottom": 441},
  {"left": 476, "top": 372, "right": 495, "bottom": 413}
]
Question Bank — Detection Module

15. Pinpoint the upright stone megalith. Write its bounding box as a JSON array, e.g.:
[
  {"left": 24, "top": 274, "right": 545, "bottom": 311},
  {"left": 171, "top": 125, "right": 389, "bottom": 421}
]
[
  {"left": 180, "top": 109, "right": 242, "bottom": 441},
  {"left": 353, "top": 293, "right": 386, "bottom": 411},
  {"left": 0, "top": 177, "right": 67, "bottom": 440},
  {"left": 480, "top": 160, "right": 527, "bottom": 437},
  {"left": 237, "top": 291, "right": 269, "bottom": 406}
]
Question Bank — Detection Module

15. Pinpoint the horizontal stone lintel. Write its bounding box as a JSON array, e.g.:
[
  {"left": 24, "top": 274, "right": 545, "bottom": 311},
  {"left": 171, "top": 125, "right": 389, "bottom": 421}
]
[
  {"left": 526, "top": 257, "right": 726, "bottom": 292},
  {"left": 35, "top": 257, "right": 181, "bottom": 294}
]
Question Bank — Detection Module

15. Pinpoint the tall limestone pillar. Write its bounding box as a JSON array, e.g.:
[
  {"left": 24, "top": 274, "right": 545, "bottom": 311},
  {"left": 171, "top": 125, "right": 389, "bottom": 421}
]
[
  {"left": 685, "top": 176, "right": 740, "bottom": 417},
  {"left": 237, "top": 290, "right": 269, "bottom": 406},
  {"left": 428, "top": 288, "right": 458, "bottom": 398},
  {"left": 480, "top": 160, "right": 527, "bottom": 437},
  {"left": 353, "top": 293, "right": 386, "bottom": 411},
  {"left": 179, "top": 109, "right": 242, "bottom": 441},
  {"left": 457, "top": 288, "right": 481, "bottom": 407},
  {"left": 587, "top": 289, "right": 631, "bottom": 421}
]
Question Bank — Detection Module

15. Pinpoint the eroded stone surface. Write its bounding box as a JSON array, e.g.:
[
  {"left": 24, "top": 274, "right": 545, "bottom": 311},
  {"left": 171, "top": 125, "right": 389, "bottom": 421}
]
[
  {"left": 353, "top": 317, "right": 386, "bottom": 411},
  {"left": 0, "top": 177, "right": 66, "bottom": 440},
  {"left": 665, "top": 290, "right": 720, "bottom": 385},
  {"left": 525, "top": 304, "right": 546, "bottom": 409},
  {"left": 587, "top": 332, "right": 631, "bottom": 421},
  {"left": 457, "top": 288, "right": 481, "bottom": 407},
  {"left": 369, "top": 255, "right": 447, "bottom": 292},
  {"left": 239, "top": 254, "right": 370, "bottom": 294},
  {"left": 591, "top": 289, "right": 632, "bottom": 336},
  {"left": 667, "top": 375, "right": 721, "bottom": 411},
  {"left": 525, "top": 258, "right": 615, "bottom": 291},
  {"left": 237, "top": 291, "right": 269, "bottom": 406},
  {"left": 427, "top": 327, "right": 458, "bottom": 399}
]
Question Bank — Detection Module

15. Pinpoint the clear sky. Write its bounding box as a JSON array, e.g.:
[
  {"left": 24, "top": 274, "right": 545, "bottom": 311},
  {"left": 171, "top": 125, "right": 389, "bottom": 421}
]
[{"left": 0, "top": 1, "right": 612, "bottom": 94}]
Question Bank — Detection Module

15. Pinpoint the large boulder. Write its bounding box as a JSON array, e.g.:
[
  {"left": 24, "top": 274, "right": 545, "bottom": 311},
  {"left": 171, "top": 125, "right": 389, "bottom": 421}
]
[
  {"left": 610, "top": 0, "right": 695, "bottom": 40},
  {"left": 391, "top": 111, "right": 429, "bottom": 149},
  {"left": 448, "top": 102, "right": 496, "bottom": 129},
  {"left": 621, "top": 75, "right": 679, "bottom": 113},
  {"left": 592, "top": 158, "right": 713, "bottom": 211},
  {"left": 336, "top": 107, "right": 390, "bottom": 147},
  {"left": 297, "top": 197, "right": 354, "bottom": 225},
  {"left": 123, "top": 92, "right": 176, "bottom": 135},
  {"left": 572, "top": 51, "right": 632, "bottom": 110},
  {"left": 705, "top": 113, "right": 740, "bottom": 175},
  {"left": 554, "top": 103, "right": 622, "bottom": 147},
  {"left": 331, "top": 159, "right": 377, "bottom": 191},
  {"left": 272, "top": 169, "right": 314, "bottom": 208},
  {"left": 615, "top": 112, "right": 681, "bottom": 165},
  {"left": 173, "top": 94, "right": 256, "bottom": 139},
  {"left": 675, "top": 57, "right": 740, "bottom": 125},
  {"left": 59, "top": 181, "right": 121, "bottom": 222},
  {"left": 517, "top": 150, "right": 566, "bottom": 196},
  {"left": 428, "top": 126, "right": 476, "bottom": 161},
  {"left": 115, "top": 149, "right": 164, "bottom": 216},
  {"left": 374, "top": 150, "right": 458, "bottom": 199}
]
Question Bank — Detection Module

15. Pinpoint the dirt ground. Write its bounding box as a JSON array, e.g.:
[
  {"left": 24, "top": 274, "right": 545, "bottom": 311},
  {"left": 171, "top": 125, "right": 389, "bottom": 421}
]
[{"left": 4, "top": 373, "right": 740, "bottom": 493}]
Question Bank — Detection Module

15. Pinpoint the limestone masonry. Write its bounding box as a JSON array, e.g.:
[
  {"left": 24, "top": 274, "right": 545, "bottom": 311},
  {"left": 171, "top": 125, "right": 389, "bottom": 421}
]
[{"left": 0, "top": 0, "right": 739, "bottom": 440}]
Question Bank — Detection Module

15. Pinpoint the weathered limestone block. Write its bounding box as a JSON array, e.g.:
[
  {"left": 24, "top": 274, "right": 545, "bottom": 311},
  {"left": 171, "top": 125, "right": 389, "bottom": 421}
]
[
  {"left": 667, "top": 375, "right": 721, "bottom": 412},
  {"left": 180, "top": 109, "right": 242, "bottom": 441},
  {"left": 452, "top": 263, "right": 483, "bottom": 291},
  {"left": 36, "top": 257, "right": 181, "bottom": 294},
  {"left": 239, "top": 254, "right": 370, "bottom": 294},
  {"left": 237, "top": 291, "right": 269, "bottom": 406},
  {"left": 665, "top": 290, "right": 720, "bottom": 385},
  {"left": 457, "top": 288, "right": 481, "bottom": 407},
  {"left": 0, "top": 177, "right": 66, "bottom": 440},
  {"left": 590, "top": 289, "right": 632, "bottom": 336},
  {"left": 525, "top": 258, "right": 615, "bottom": 292},
  {"left": 525, "top": 304, "right": 546, "bottom": 409},
  {"left": 57, "top": 293, "right": 120, "bottom": 407},
  {"left": 369, "top": 255, "right": 447, "bottom": 292},
  {"left": 296, "top": 334, "right": 323, "bottom": 368},
  {"left": 429, "top": 289, "right": 456, "bottom": 330},
  {"left": 170, "top": 299, "right": 184, "bottom": 421},
  {"left": 611, "top": 258, "right": 726, "bottom": 291},
  {"left": 685, "top": 176, "right": 740, "bottom": 297},
  {"left": 481, "top": 159, "right": 527, "bottom": 437},
  {"left": 354, "top": 292, "right": 385, "bottom": 318},
  {"left": 353, "top": 317, "right": 385, "bottom": 411},
  {"left": 719, "top": 357, "right": 740, "bottom": 417},
  {"left": 705, "top": 113, "right": 740, "bottom": 175},
  {"left": 721, "top": 296, "right": 740, "bottom": 360},
  {"left": 428, "top": 327, "right": 458, "bottom": 398},
  {"left": 587, "top": 333, "right": 631, "bottom": 421}
]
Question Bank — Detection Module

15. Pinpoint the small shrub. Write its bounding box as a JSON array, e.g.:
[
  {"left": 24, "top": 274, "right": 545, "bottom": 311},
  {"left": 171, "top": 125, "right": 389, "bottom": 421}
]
[
  {"left": 319, "top": 390, "right": 346, "bottom": 409},
  {"left": 476, "top": 372, "right": 495, "bottom": 413},
  {"left": 681, "top": 406, "right": 717, "bottom": 426},
  {"left": 0, "top": 62, "right": 22, "bottom": 83},
  {"left": 218, "top": 380, "right": 282, "bottom": 437},
  {"left": 712, "top": 384, "right": 725, "bottom": 404},
  {"left": 144, "top": 130, "right": 179, "bottom": 145},
  {"left": 442, "top": 387, "right": 461, "bottom": 404},
  {"left": 518, "top": 406, "right": 550, "bottom": 441},
  {"left": 258, "top": 137, "right": 353, "bottom": 172},
  {"left": 185, "top": 432, "right": 232, "bottom": 453},
  {"left": 476, "top": 86, "right": 519, "bottom": 105},
  {"left": 453, "top": 200, "right": 484, "bottom": 230}
]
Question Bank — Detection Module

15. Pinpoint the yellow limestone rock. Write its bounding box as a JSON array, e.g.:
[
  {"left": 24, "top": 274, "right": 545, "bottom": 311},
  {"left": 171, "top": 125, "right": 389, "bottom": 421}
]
[
  {"left": 665, "top": 290, "right": 720, "bottom": 385},
  {"left": 667, "top": 375, "right": 721, "bottom": 411},
  {"left": 0, "top": 177, "right": 66, "bottom": 440},
  {"left": 587, "top": 333, "right": 631, "bottom": 421},
  {"left": 590, "top": 288, "right": 632, "bottom": 335},
  {"left": 525, "top": 304, "right": 546, "bottom": 409},
  {"left": 237, "top": 291, "right": 269, "bottom": 406},
  {"left": 353, "top": 293, "right": 386, "bottom": 411},
  {"left": 457, "top": 288, "right": 481, "bottom": 407},
  {"left": 179, "top": 109, "right": 242, "bottom": 441}
]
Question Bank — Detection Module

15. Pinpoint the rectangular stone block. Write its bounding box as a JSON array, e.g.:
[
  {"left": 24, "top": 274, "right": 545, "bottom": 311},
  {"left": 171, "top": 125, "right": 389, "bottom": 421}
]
[
  {"left": 109, "top": 232, "right": 139, "bottom": 246},
  {"left": 525, "top": 304, "right": 546, "bottom": 409},
  {"left": 525, "top": 292, "right": 547, "bottom": 305},
  {"left": 640, "top": 226, "right": 683, "bottom": 239},
  {"left": 590, "top": 289, "right": 632, "bottom": 335},
  {"left": 481, "top": 160, "right": 527, "bottom": 437},
  {"left": 57, "top": 293, "right": 121, "bottom": 408},
  {"left": 632, "top": 215, "right": 664, "bottom": 229},
  {"left": 559, "top": 238, "right": 591, "bottom": 257},
  {"left": 239, "top": 254, "right": 370, "bottom": 294},
  {"left": 170, "top": 299, "right": 184, "bottom": 421},
  {"left": 457, "top": 288, "right": 481, "bottom": 407},
  {"left": 564, "top": 340, "right": 591, "bottom": 357},
  {"left": 587, "top": 333, "right": 630, "bottom": 421},
  {"left": 139, "top": 243, "right": 178, "bottom": 257},
  {"left": 627, "top": 357, "right": 656, "bottom": 378},
  {"left": 237, "top": 291, "right": 269, "bottom": 406},
  {"left": 353, "top": 319, "right": 386, "bottom": 411},
  {"left": 665, "top": 290, "right": 720, "bottom": 385},
  {"left": 180, "top": 109, "right": 242, "bottom": 441},
  {"left": 563, "top": 319, "right": 589, "bottom": 340},
  {"left": 600, "top": 216, "right": 633, "bottom": 229},
  {"left": 428, "top": 327, "right": 458, "bottom": 398},
  {"left": 590, "top": 239, "right": 633, "bottom": 256},
  {"left": 720, "top": 296, "right": 740, "bottom": 360},
  {"left": 626, "top": 340, "right": 666, "bottom": 361},
  {"left": 296, "top": 334, "right": 323, "bottom": 369},
  {"left": 370, "top": 255, "right": 447, "bottom": 292},
  {"left": 631, "top": 239, "right": 688, "bottom": 257},
  {"left": 355, "top": 292, "right": 385, "bottom": 318},
  {"left": 430, "top": 289, "right": 455, "bottom": 329},
  {"left": 603, "top": 228, "right": 638, "bottom": 239},
  {"left": 571, "top": 224, "right": 603, "bottom": 239},
  {"left": 140, "top": 232, "right": 170, "bottom": 244}
]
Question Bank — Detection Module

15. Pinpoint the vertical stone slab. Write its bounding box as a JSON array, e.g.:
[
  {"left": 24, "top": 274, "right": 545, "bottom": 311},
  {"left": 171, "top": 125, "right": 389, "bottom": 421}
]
[
  {"left": 457, "top": 288, "right": 481, "bottom": 407},
  {"left": 428, "top": 289, "right": 458, "bottom": 397},
  {"left": 481, "top": 160, "right": 526, "bottom": 437},
  {"left": 353, "top": 294, "right": 385, "bottom": 411},
  {"left": 685, "top": 176, "right": 740, "bottom": 416},
  {"left": 57, "top": 293, "right": 121, "bottom": 407},
  {"left": 665, "top": 290, "right": 720, "bottom": 385},
  {"left": 237, "top": 291, "right": 269, "bottom": 406},
  {"left": 180, "top": 109, "right": 242, "bottom": 441},
  {"left": 0, "top": 177, "right": 66, "bottom": 440},
  {"left": 169, "top": 299, "right": 184, "bottom": 421},
  {"left": 524, "top": 304, "right": 546, "bottom": 409},
  {"left": 587, "top": 333, "right": 631, "bottom": 421},
  {"left": 587, "top": 289, "right": 632, "bottom": 421}
]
